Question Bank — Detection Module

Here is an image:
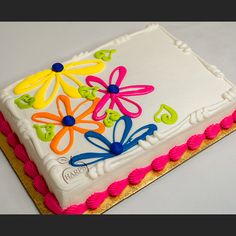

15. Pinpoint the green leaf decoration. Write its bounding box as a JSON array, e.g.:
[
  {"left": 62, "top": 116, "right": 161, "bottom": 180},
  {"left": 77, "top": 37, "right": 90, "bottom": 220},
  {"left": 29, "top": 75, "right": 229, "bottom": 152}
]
[
  {"left": 154, "top": 104, "right": 178, "bottom": 125},
  {"left": 94, "top": 49, "right": 116, "bottom": 62},
  {"left": 103, "top": 109, "right": 121, "bottom": 128},
  {"left": 33, "top": 124, "right": 55, "bottom": 142},
  {"left": 14, "top": 94, "right": 35, "bottom": 109},
  {"left": 78, "top": 86, "right": 99, "bottom": 100}
]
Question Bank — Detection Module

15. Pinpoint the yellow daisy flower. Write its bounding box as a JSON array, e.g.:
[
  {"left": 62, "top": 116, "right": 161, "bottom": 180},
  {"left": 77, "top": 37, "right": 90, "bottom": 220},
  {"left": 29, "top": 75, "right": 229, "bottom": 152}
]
[{"left": 13, "top": 60, "right": 105, "bottom": 109}]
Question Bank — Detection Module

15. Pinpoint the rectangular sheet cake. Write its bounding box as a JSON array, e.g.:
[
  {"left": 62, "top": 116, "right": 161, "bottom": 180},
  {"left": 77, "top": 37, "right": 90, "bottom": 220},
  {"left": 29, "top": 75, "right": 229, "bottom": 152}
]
[{"left": 0, "top": 23, "right": 236, "bottom": 214}]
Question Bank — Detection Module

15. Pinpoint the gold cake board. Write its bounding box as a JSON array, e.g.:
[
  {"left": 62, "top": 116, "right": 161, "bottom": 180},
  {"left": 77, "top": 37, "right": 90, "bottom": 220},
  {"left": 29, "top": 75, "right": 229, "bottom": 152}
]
[{"left": 0, "top": 124, "right": 236, "bottom": 215}]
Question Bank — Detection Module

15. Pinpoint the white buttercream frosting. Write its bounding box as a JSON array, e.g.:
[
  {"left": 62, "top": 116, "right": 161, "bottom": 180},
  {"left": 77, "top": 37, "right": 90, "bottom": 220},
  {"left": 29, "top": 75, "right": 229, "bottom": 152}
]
[{"left": 0, "top": 23, "right": 236, "bottom": 209}]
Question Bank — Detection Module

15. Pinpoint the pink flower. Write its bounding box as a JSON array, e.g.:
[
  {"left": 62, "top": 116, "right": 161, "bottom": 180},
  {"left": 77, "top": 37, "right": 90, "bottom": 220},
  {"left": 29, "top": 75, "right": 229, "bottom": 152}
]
[{"left": 86, "top": 66, "right": 154, "bottom": 121}]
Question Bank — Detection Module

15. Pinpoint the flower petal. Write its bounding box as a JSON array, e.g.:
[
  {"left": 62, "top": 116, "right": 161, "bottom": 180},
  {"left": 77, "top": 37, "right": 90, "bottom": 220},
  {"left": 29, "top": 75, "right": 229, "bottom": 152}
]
[
  {"left": 50, "top": 127, "right": 74, "bottom": 155},
  {"left": 33, "top": 75, "right": 60, "bottom": 109},
  {"left": 56, "top": 95, "right": 73, "bottom": 117},
  {"left": 86, "top": 75, "right": 108, "bottom": 92},
  {"left": 70, "top": 152, "right": 114, "bottom": 167},
  {"left": 73, "top": 120, "right": 105, "bottom": 134},
  {"left": 109, "top": 66, "right": 126, "bottom": 86},
  {"left": 59, "top": 72, "right": 83, "bottom": 98},
  {"left": 118, "top": 85, "right": 154, "bottom": 97},
  {"left": 13, "top": 70, "right": 53, "bottom": 95},
  {"left": 115, "top": 96, "right": 142, "bottom": 118},
  {"left": 74, "top": 98, "right": 99, "bottom": 121},
  {"left": 112, "top": 116, "right": 132, "bottom": 144},
  {"left": 84, "top": 131, "right": 111, "bottom": 152},
  {"left": 64, "top": 59, "right": 105, "bottom": 75},
  {"left": 31, "top": 112, "right": 62, "bottom": 125},
  {"left": 123, "top": 124, "right": 158, "bottom": 151},
  {"left": 92, "top": 94, "right": 114, "bottom": 121}
]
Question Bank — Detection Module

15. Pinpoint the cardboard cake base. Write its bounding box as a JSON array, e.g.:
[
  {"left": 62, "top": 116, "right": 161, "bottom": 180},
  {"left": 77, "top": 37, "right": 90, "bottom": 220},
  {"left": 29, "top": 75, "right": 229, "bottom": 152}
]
[{"left": 0, "top": 124, "right": 236, "bottom": 215}]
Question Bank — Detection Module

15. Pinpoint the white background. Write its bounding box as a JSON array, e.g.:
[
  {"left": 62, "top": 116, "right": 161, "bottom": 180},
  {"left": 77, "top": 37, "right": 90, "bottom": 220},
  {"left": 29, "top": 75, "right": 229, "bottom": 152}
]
[{"left": 0, "top": 22, "right": 236, "bottom": 214}]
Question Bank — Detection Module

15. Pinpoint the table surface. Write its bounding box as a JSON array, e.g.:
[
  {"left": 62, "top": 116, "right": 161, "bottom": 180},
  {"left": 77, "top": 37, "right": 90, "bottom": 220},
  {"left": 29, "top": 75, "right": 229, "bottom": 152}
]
[{"left": 0, "top": 22, "right": 236, "bottom": 214}]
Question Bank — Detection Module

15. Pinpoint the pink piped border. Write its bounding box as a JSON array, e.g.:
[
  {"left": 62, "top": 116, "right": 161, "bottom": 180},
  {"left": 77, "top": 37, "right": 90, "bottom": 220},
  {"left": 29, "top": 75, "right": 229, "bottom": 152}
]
[{"left": 0, "top": 110, "right": 236, "bottom": 214}]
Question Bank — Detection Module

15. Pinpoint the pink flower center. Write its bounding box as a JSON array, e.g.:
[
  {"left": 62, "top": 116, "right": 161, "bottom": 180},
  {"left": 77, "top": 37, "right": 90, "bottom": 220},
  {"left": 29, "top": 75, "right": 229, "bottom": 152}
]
[{"left": 107, "top": 84, "right": 120, "bottom": 94}]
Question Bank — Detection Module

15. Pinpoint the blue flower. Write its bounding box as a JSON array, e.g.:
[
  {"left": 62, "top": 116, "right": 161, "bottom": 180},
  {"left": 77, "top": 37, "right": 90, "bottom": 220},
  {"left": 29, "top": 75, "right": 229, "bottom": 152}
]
[{"left": 69, "top": 116, "right": 158, "bottom": 167}]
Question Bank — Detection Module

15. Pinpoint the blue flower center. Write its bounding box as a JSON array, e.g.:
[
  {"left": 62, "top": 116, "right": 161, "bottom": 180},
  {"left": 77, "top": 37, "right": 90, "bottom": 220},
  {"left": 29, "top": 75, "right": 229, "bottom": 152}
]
[
  {"left": 107, "top": 84, "right": 120, "bottom": 94},
  {"left": 62, "top": 115, "right": 75, "bottom": 126},
  {"left": 52, "top": 63, "right": 64, "bottom": 72},
  {"left": 110, "top": 142, "right": 124, "bottom": 155}
]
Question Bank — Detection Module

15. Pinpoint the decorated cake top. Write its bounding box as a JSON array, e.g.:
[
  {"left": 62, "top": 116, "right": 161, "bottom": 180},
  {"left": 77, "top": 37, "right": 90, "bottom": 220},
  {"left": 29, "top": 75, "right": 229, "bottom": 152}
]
[
  {"left": 0, "top": 23, "right": 235, "bottom": 208},
  {"left": 12, "top": 52, "right": 158, "bottom": 165}
]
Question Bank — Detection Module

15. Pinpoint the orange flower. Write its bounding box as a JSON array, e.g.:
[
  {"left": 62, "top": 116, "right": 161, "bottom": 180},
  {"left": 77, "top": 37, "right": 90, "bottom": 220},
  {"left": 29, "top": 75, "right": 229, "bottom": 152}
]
[{"left": 32, "top": 95, "right": 105, "bottom": 155}]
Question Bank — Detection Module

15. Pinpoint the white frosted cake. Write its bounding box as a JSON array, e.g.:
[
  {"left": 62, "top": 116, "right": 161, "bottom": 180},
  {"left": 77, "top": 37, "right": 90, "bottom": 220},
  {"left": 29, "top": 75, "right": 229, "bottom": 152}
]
[{"left": 0, "top": 23, "right": 236, "bottom": 214}]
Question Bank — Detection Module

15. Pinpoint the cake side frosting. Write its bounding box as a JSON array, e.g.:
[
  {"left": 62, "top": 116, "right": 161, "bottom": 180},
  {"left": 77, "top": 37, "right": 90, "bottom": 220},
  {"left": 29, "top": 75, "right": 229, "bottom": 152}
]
[
  {"left": 0, "top": 110, "right": 236, "bottom": 214},
  {"left": 0, "top": 23, "right": 236, "bottom": 209}
]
